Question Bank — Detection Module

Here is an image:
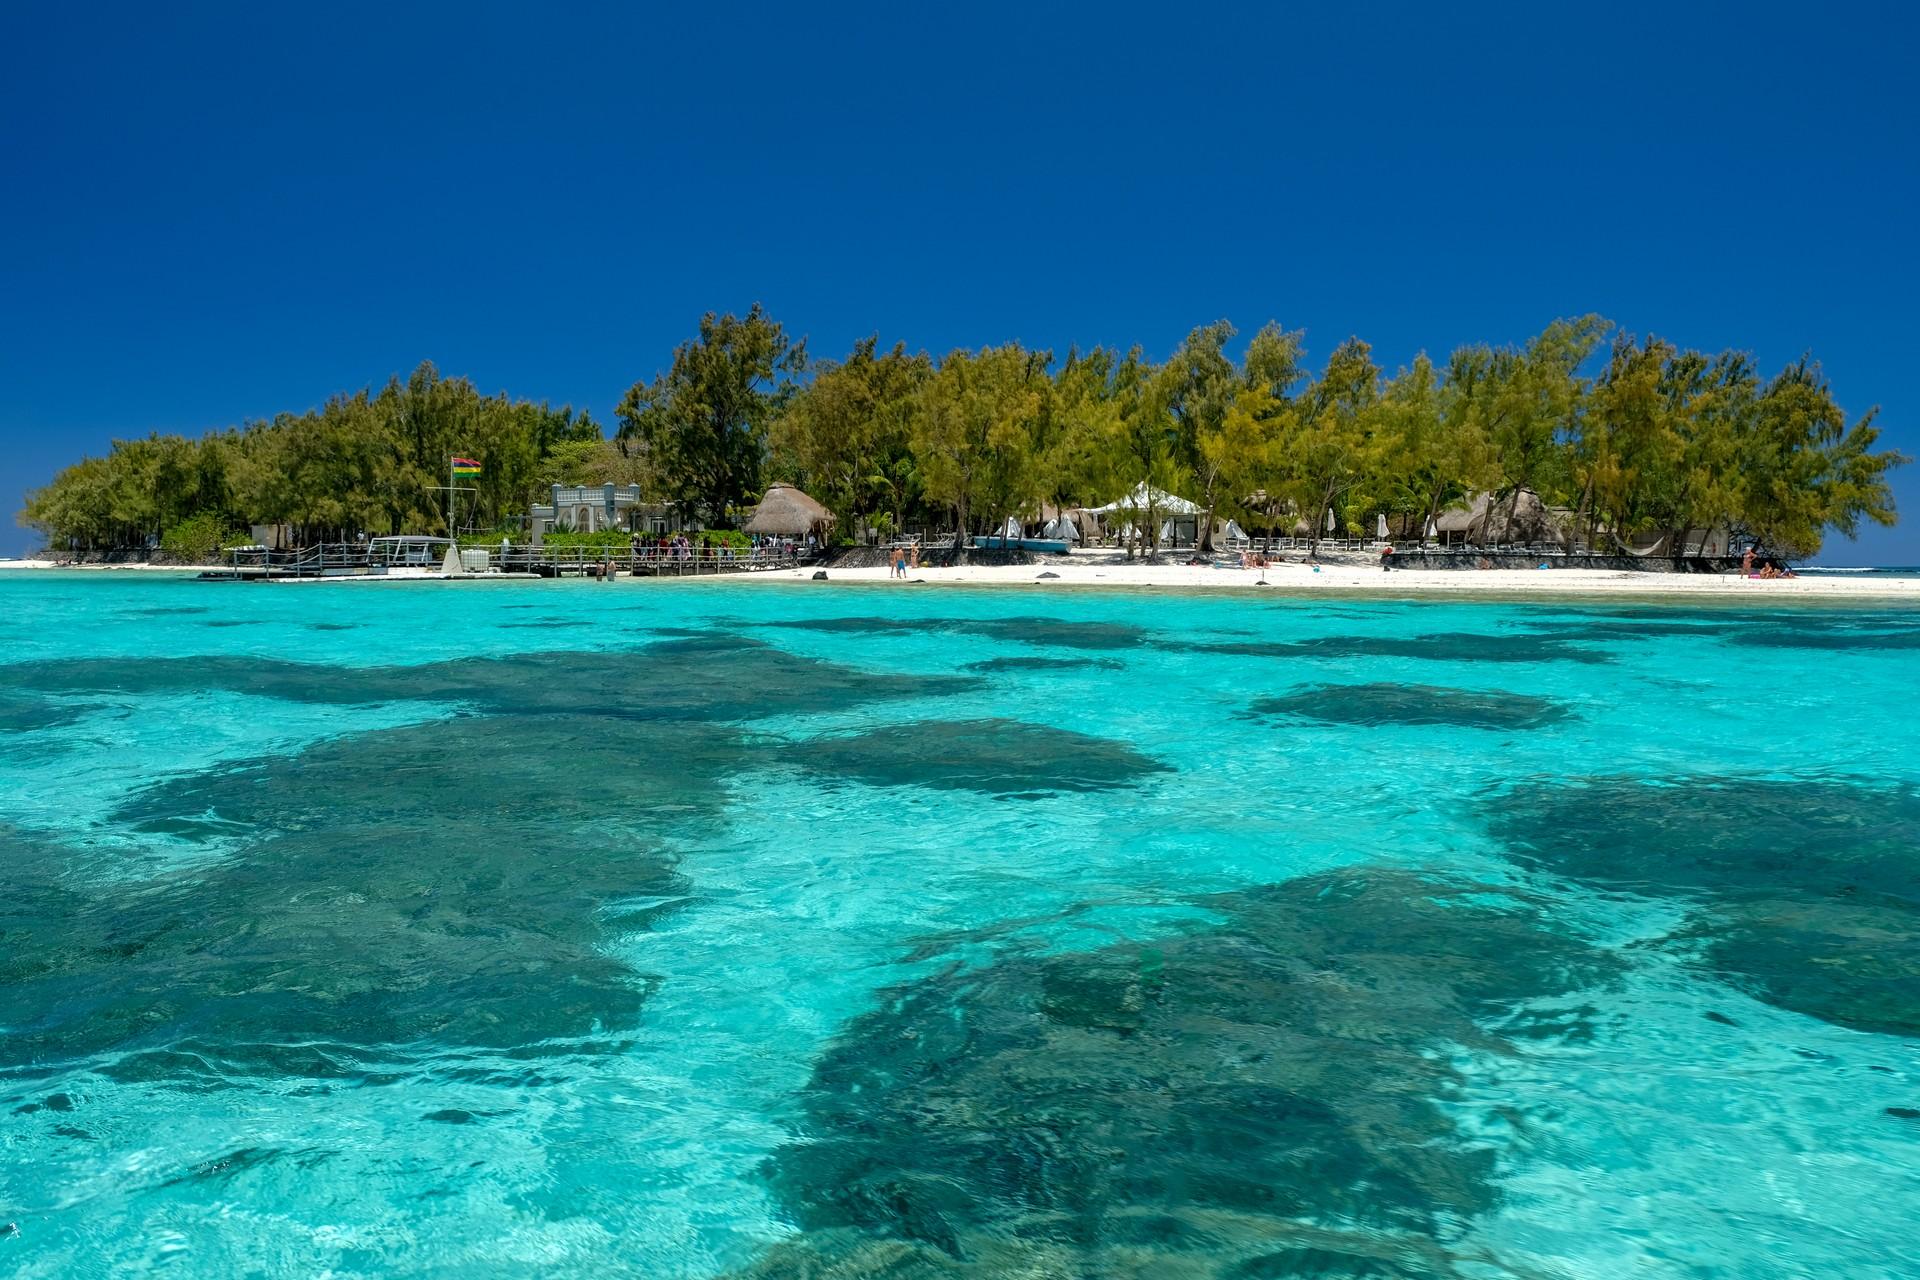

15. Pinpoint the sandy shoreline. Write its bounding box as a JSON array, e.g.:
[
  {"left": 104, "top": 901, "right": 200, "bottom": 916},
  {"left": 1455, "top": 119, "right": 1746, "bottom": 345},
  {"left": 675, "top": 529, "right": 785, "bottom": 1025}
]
[
  {"left": 706, "top": 557, "right": 1920, "bottom": 600},
  {"left": 1, "top": 559, "right": 201, "bottom": 571},
  {"left": 4, "top": 555, "right": 1914, "bottom": 600}
]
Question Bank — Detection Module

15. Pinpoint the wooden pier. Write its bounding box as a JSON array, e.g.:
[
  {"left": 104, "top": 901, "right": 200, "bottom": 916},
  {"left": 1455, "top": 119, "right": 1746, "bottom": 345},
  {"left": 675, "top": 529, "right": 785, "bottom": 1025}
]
[{"left": 200, "top": 542, "right": 805, "bottom": 581}]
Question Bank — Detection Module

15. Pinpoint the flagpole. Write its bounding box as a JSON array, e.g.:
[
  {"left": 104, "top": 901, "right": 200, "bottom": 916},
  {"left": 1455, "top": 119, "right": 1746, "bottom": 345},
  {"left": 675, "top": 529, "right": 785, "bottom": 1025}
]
[{"left": 445, "top": 454, "right": 458, "bottom": 576}]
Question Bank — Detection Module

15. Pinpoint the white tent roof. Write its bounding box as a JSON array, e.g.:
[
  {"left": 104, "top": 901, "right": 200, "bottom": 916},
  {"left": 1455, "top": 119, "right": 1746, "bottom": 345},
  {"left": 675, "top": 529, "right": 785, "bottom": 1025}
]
[
  {"left": 999, "top": 516, "right": 1021, "bottom": 538},
  {"left": 1092, "top": 482, "right": 1201, "bottom": 516},
  {"left": 1043, "top": 516, "right": 1082, "bottom": 542}
]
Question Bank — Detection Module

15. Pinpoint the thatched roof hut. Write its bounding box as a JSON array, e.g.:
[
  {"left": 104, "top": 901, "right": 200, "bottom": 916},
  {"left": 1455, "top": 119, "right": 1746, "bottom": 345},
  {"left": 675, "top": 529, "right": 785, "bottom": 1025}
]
[
  {"left": 744, "top": 483, "right": 835, "bottom": 538},
  {"left": 1434, "top": 489, "right": 1571, "bottom": 544}
]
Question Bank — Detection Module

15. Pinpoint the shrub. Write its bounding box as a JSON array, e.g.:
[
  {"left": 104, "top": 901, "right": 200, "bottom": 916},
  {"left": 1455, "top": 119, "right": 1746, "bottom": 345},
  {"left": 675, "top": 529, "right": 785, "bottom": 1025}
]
[
  {"left": 539, "top": 530, "right": 635, "bottom": 550},
  {"left": 160, "top": 512, "right": 243, "bottom": 563}
]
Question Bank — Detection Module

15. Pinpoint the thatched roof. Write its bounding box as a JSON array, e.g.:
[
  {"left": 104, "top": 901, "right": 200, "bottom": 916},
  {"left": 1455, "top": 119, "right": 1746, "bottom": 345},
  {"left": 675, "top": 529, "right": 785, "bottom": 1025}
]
[
  {"left": 1433, "top": 490, "right": 1571, "bottom": 542},
  {"left": 744, "top": 483, "right": 834, "bottom": 537},
  {"left": 1432, "top": 496, "right": 1484, "bottom": 535}
]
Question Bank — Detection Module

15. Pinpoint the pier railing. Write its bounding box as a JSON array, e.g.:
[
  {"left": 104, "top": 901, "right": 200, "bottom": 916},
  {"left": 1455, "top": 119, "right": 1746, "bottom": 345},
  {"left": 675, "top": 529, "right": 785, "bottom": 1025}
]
[
  {"left": 498, "top": 546, "right": 804, "bottom": 576},
  {"left": 213, "top": 542, "right": 806, "bottom": 579}
]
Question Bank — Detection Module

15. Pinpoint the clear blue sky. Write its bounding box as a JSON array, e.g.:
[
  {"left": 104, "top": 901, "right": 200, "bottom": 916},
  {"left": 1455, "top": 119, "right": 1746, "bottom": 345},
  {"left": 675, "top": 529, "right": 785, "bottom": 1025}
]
[{"left": 4, "top": 1, "right": 1915, "bottom": 560}]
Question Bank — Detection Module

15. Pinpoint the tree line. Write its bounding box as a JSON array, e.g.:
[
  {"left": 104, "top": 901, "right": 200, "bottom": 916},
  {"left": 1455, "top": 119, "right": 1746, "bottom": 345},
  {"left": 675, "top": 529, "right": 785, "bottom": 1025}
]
[
  {"left": 21, "top": 307, "right": 1904, "bottom": 560},
  {"left": 19, "top": 365, "right": 622, "bottom": 557}
]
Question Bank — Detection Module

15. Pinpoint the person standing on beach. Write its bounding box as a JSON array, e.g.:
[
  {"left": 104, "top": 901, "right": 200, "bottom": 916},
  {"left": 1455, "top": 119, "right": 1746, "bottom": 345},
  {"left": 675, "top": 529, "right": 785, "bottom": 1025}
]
[
  {"left": 1742, "top": 547, "right": 1756, "bottom": 576},
  {"left": 909, "top": 543, "right": 920, "bottom": 573}
]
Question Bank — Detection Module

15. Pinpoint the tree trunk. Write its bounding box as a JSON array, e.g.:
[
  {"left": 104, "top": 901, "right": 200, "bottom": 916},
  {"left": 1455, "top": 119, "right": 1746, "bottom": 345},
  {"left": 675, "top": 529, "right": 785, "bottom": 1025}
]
[
  {"left": 1308, "top": 481, "right": 1335, "bottom": 558},
  {"left": 1421, "top": 487, "right": 1446, "bottom": 548},
  {"left": 1567, "top": 474, "right": 1594, "bottom": 553}
]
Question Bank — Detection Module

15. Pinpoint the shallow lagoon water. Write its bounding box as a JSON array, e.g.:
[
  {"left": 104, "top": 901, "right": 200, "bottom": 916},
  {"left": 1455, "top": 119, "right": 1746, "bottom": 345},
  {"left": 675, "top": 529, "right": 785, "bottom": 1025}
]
[{"left": 1, "top": 573, "right": 1917, "bottom": 1278}]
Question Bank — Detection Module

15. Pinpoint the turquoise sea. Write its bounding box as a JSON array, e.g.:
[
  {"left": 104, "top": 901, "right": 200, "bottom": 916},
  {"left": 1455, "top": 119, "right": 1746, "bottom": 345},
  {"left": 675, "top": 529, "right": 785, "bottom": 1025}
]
[{"left": 2, "top": 573, "right": 1917, "bottom": 1279}]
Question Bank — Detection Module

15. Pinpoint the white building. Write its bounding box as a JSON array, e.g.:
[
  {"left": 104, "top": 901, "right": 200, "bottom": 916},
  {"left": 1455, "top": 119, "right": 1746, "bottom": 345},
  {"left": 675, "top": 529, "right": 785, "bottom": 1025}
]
[{"left": 528, "top": 485, "right": 686, "bottom": 544}]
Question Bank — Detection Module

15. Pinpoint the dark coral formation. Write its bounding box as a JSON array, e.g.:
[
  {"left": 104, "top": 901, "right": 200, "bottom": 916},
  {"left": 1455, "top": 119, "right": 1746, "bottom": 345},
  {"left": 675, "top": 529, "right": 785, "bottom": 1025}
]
[
  {"left": 963, "top": 656, "right": 1125, "bottom": 673},
  {"left": 0, "top": 633, "right": 976, "bottom": 723},
  {"left": 0, "top": 636, "right": 982, "bottom": 1082},
  {"left": 0, "top": 688, "right": 89, "bottom": 734},
  {"left": 1, "top": 717, "right": 723, "bottom": 1081},
  {"left": 1728, "top": 628, "right": 1920, "bottom": 651},
  {"left": 1252, "top": 683, "right": 1573, "bottom": 731},
  {"left": 1202, "top": 632, "right": 1612, "bottom": 665},
  {"left": 764, "top": 615, "right": 1152, "bottom": 651},
  {"left": 746, "top": 870, "right": 1618, "bottom": 1277},
  {"left": 1552, "top": 605, "right": 1920, "bottom": 652},
  {"left": 1489, "top": 778, "right": 1920, "bottom": 1036},
  {"left": 793, "top": 718, "right": 1171, "bottom": 796}
]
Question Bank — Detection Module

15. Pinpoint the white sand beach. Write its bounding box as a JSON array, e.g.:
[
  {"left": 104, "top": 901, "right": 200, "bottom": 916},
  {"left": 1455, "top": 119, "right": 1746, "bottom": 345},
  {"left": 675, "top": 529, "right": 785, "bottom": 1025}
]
[
  {"left": 718, "top": 552, "right": 1920, "bottom": 599},
  {"left": 5, "top": 554, "right": 1914, "bottom": 599},
  {"left": 0, "top": 559, "right": 209, "bottom": 572}
]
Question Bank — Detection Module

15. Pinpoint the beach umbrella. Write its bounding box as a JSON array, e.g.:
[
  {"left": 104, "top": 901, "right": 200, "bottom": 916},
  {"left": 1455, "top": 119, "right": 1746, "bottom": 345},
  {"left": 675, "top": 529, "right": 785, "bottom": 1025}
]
[
  {"left": 1425, "top": 517, "right": 1438, "bottom": 540},
  {"left": 1325, "top": 507, "right": 1336, "bottom": 533},
  {"left": 1376, "top": 513, "right": 1388, "bottom": 538}
]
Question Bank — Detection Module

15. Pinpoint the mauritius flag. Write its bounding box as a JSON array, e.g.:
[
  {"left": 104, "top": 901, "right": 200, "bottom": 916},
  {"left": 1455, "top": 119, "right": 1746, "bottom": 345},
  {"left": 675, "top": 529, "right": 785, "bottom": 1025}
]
[{"left": 451, "top": 457, "right": 482, "bottom": 476}]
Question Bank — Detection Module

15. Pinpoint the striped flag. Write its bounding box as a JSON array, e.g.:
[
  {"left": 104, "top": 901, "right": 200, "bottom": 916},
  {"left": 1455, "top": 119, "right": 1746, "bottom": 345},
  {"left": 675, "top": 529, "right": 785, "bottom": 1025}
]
[{"left": 451, "top": 457, "right": 482, "bottom": 476}]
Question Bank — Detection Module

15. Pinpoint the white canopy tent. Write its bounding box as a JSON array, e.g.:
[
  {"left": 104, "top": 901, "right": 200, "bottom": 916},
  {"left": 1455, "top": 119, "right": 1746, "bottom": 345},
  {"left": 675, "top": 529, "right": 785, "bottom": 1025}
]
[
  {"left": 1043, "top": 515, "right": 1082, "bottom": 543},
  {"left": 1097, "top": 483, "right": 1202, "bottom": 549},
  {"left": 1093, "top": 482, "right": 1201, "bottom": 516}
]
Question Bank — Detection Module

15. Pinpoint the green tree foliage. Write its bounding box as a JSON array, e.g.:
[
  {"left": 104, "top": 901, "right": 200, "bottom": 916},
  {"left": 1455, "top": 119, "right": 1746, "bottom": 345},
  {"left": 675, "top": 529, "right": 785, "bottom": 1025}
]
[
  {"left": 769, "top": 336, "right": 930, "bottom": 535},
  {"left": 21, "top": 364, "right": 602, "bottom": 550},
  {"left": 912, "top": 345, "right": 1056, "bottom": 556},
  {"left": 1044, "top": 347, "right": 1128, "bottom": 510},
  {"left": 1207, "top": 322, "right": 1307, "bottom": 545},
  {"left": 1154, "top": 321, "right": 1239, "bottom": 551},
  {"left": 1369, "top": 353, "right": 1486, "bottom": 542},
  {"left": 1094, "top": 348, "right": 1189, "bottom": 558},
  {"left": 1574, "top": 337, "right": 1904, "bottom": 556},
  {"left": 18, "top": 314, "right": 1906, "bottom": 561},
  {"left": 1282, "top": 337, "right": 1382, "bottom": 554},
  {"left": 1740, "top": 358, "right": 1901, "bottom": 556},
  {"left": 616, "top": 304, "right": 804, "bottom": 526},
  {"left": 535, "top": 438, "right": 649, "bottom": 492}
]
